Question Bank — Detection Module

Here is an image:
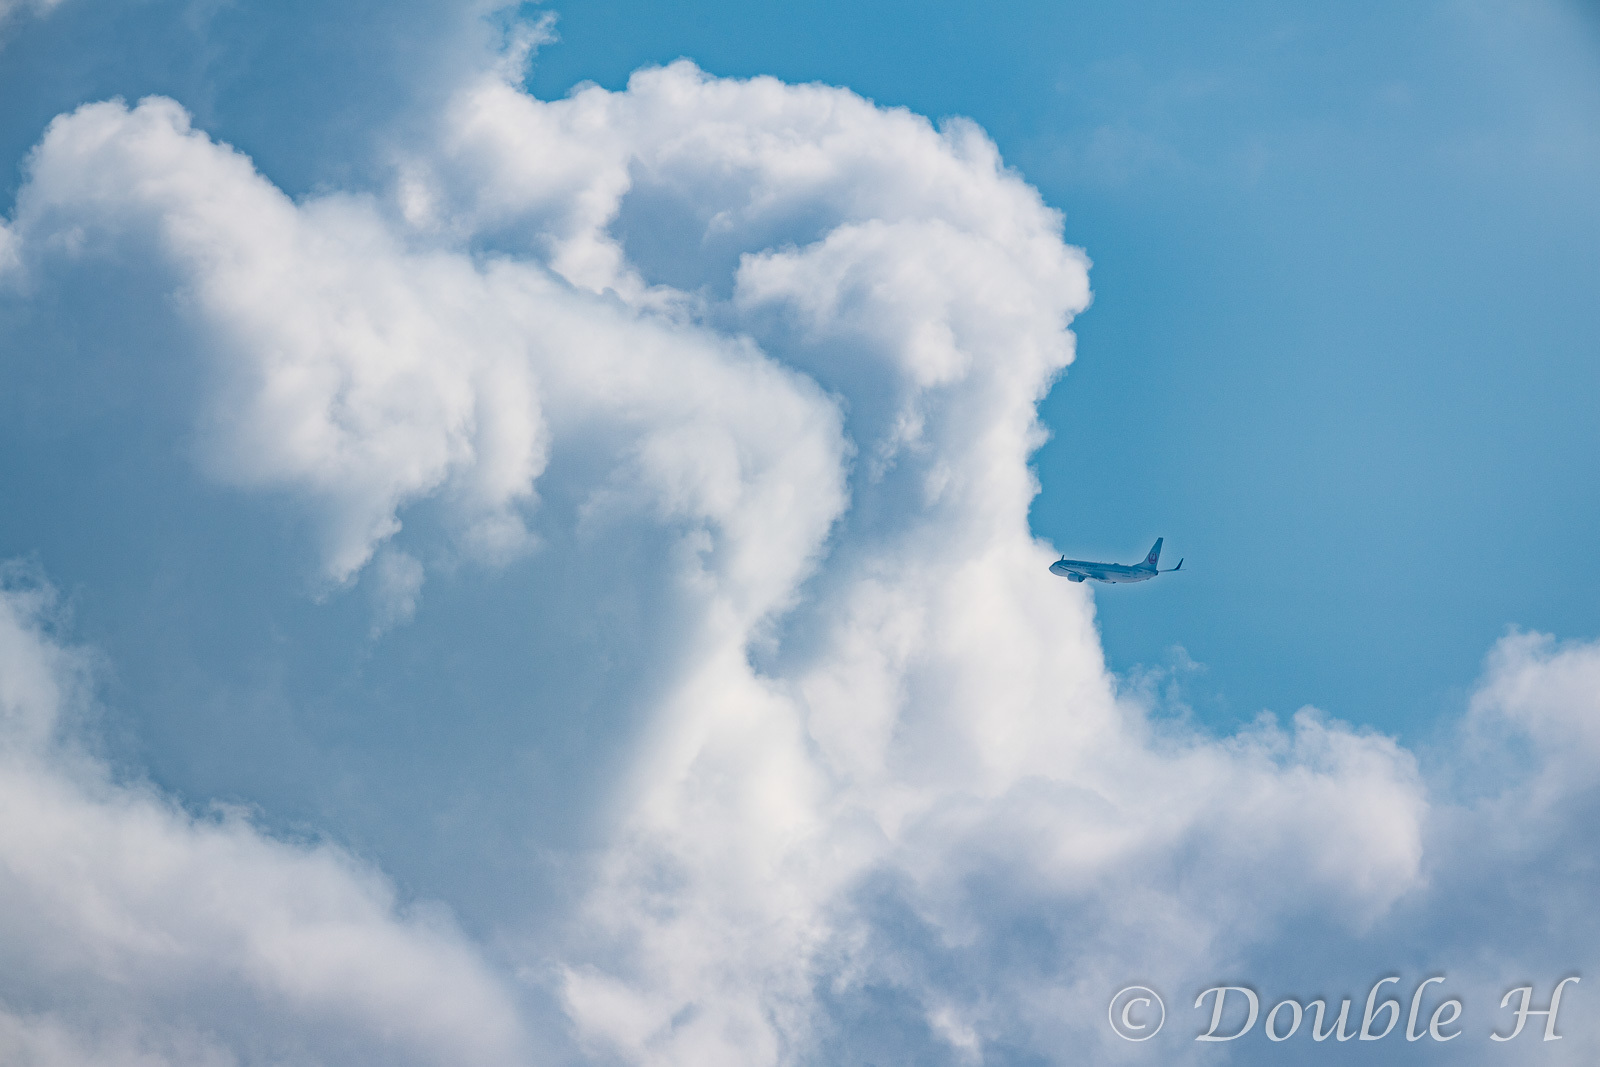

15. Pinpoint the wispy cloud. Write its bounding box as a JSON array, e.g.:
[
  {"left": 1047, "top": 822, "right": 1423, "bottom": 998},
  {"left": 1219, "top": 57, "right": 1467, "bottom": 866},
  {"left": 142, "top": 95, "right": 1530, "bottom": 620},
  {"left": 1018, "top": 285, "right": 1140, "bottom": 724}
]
[{"left": 0, "top": 0, "right": 68, "bottom": 31}]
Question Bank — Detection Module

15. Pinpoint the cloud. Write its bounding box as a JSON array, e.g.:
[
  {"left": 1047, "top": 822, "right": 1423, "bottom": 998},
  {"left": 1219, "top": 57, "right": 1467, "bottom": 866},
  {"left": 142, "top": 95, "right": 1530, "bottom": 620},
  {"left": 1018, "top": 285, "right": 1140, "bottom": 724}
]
[
  {"left": 8, "top": 96, "right": 552, "bottom": 586},
  {"left": 0, "top": 47, "right": 1598, "bottom": 1067},
  {"left": 6, "top": 88, "right": 850, "bottom": 619},
  {"left": 370, "top": 547, "right": 426, "bottom": 634},
  {"left": 1470, "top": 630, "right": 1600, "bottom": 778},
  {"left": 0, "top": 222, "right": 16, "bottom": 277},
  {"left": 0, "top": 564, "right": 527, "bottom": 1066},
  {"left": 393, "top": 62, "right": 1428, "bottom": 1065},
  {"left": 0, "top": 0, "right": 67, "bottom": 30}
]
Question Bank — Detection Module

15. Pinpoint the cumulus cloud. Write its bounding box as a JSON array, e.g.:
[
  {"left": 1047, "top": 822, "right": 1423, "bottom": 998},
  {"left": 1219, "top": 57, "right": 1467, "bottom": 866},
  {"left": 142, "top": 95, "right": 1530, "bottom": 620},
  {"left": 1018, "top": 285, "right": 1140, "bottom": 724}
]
[
  {"left": 1, "top": 47, "right": 1598, "bottom": 1067},
  {"left": 0, "top": 565, "right": 527, "bottom": 1066},
  {"left": 1470, "top": 630, "right": 1600, "bottom": 781},
  {"left": 9, "top": 97, "right": 552, "bottom": 585},
  {"left": 395, "top": 62, "right": 1430, "bottom": 1065}
]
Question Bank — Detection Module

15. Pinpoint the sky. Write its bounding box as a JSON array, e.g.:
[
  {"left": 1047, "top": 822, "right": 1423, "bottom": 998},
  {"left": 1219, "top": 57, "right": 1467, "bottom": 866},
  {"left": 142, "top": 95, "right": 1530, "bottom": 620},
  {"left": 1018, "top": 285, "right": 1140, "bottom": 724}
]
[{"left": 0, "top": 1, "right": 1598, "bottom": 1065}]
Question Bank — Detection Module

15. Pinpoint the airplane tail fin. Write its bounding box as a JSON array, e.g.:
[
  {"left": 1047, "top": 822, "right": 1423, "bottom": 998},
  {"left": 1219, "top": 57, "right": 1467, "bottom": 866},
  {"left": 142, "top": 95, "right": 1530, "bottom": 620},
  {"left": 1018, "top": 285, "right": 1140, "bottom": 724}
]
[{"left": 1144, "top": 538, "right": 1163, "bottom": 567}]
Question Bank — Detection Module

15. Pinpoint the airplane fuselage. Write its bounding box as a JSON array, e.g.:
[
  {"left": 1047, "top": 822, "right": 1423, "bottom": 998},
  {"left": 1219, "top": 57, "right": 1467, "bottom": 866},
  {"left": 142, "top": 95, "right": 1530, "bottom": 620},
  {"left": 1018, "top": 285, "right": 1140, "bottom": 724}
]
[
  {"left": 1048, "top": 559, "right": 1156, "bottom": 584},
  {"left": 1050, "top": 538, "right": 1180, "bottom": 584}
]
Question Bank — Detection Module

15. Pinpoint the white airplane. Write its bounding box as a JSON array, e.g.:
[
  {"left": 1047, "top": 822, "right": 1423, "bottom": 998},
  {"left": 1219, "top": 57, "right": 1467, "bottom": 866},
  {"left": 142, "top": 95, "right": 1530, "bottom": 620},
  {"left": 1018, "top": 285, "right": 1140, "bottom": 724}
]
[{"left": 1049, "top": 538, "right": 1183, "bottom": 584}]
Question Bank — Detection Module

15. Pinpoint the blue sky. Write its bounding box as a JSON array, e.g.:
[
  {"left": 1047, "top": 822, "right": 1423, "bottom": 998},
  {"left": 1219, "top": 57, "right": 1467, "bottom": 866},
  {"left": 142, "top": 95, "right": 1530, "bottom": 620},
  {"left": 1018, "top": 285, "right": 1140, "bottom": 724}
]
[{"left": 1, "top": 1, "right": 1598, "bottom": 1064}]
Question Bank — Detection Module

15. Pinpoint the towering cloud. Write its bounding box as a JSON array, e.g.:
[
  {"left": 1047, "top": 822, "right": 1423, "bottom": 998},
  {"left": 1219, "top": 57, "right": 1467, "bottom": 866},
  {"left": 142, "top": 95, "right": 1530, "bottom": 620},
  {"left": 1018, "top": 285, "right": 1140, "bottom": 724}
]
[
  {"left": 0, "top": 567, "right": 527, "bottom": 1066},
  {"left": 0, "top": 51, "right": 1595, "bottom": 1067}
]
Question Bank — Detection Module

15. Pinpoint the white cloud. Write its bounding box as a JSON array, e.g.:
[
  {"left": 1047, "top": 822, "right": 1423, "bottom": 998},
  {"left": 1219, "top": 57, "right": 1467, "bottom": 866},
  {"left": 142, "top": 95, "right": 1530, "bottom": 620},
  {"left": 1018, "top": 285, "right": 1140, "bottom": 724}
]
[
  {"left": 399, "top": 61, "right": 1427, "bottom": 1066},
  {"left": 0, "top": 566, "right": 527, "bottom": 1066},
  {"left": 2, "top": 49, "right": 1599, "bottom": 1067},
  {"left": 10, "top": 97, "right": 549, "bottom": 585},
  {"left": 1470, "top": 630, "right": 1600, "bottom": 777},
  {"left": 8, "top": 93, "right": 849, "bottom": 614}
]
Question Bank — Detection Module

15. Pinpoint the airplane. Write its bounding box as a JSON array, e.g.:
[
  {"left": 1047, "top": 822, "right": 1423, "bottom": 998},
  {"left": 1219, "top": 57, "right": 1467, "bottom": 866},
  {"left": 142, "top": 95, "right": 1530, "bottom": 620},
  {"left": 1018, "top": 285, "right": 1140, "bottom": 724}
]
[{"left": 1049, "top": 538, "right": 1183, "bottom": 584}]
